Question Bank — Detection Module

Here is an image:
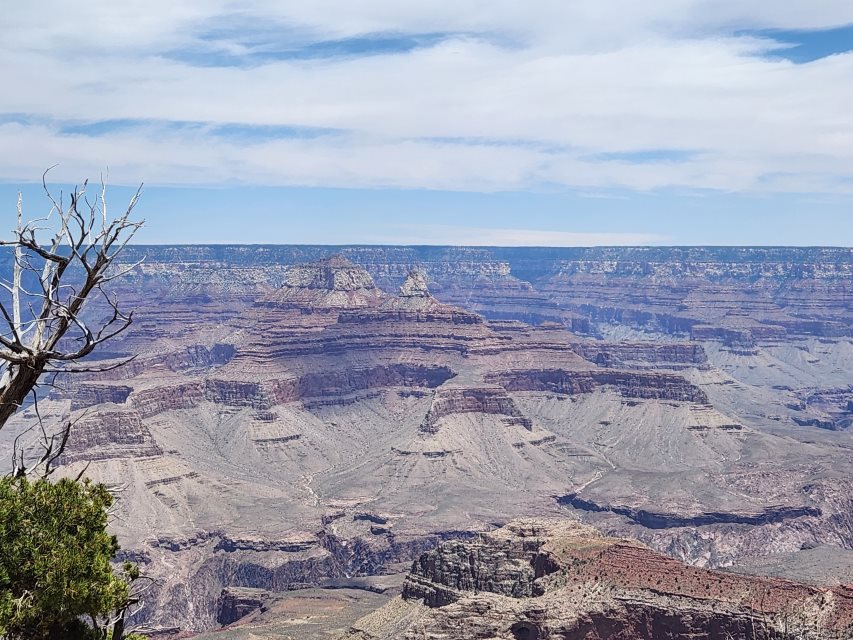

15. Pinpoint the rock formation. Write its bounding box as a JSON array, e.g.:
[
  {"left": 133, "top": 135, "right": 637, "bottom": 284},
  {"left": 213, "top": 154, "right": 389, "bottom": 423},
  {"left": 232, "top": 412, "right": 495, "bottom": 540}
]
[
  {"left": 487, "top": 368, "right": 710, "bottom": 403},
  {"left": 260, "top": 255, "right": 386, "bottom": 310},
  {"left": 215, "top": 587, "right": 270, "bottom": 625},
  {"left": 347, "top": 519, "right": 853, "bottom": 639},
  {"left": 420, "top": 387, "right": 533, "bottom": 434},
  {"left": 1, "top": 246, "right": 848, "bottom": 634}
]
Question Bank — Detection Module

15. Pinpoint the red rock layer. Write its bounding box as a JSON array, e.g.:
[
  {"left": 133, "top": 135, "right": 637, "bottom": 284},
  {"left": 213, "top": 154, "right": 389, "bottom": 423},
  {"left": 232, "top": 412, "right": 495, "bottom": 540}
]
[
  {"left": 403, "top": 520, "right": 853, "bottom": 637},
  {"left": 63, "top": 411, "right": 162, "bottom": 462},
  {"left": 420, "top": 387, "right": 533, "bottom": 434},
  {"left": 486, "top": 368, "right": 710, "bottom": 404}
]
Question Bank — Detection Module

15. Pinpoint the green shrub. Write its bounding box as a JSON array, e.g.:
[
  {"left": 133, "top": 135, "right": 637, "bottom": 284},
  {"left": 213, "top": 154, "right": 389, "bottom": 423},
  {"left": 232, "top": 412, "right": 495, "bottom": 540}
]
[{"left": 0, "top": 476, "right": 138, "bottom": 639}]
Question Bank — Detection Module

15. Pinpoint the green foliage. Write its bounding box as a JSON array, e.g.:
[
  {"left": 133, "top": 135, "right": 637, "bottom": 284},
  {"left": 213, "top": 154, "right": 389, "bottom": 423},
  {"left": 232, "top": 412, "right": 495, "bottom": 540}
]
[{"left": 0, "top": 476, "right": 136, "bottom": 639}]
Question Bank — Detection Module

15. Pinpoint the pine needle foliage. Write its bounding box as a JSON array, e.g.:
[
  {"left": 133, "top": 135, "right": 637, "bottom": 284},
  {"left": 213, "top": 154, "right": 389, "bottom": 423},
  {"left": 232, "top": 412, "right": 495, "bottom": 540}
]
[{"left": 0, "top": 476, "right": 137, "bottom": 639}]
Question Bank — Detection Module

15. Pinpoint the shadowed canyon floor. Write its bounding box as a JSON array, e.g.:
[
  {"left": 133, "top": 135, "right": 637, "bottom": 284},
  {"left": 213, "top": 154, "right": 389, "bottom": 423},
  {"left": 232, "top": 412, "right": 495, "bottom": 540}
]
[{"left": 0, "top": 246, "right": 850, "bottom": 635}]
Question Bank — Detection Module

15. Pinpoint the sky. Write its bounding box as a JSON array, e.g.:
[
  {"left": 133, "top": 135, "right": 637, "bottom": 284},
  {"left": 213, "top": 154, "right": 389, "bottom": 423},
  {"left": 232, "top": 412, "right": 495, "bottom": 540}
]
[{"left": 1, "top": 2, "right": 852, "bottom": 246}]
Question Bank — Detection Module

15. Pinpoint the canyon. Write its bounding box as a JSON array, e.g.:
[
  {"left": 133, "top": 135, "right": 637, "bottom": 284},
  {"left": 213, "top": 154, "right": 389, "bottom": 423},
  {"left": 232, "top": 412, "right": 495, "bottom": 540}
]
[{"left": 0, "top": 245, "right": 850, "bottom": 637}]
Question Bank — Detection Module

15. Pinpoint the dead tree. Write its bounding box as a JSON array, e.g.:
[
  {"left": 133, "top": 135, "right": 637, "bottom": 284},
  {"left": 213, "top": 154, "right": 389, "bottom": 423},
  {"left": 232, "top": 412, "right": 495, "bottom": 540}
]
[{"left": 0, "top": 170, "right": 143, "bottom": 477}]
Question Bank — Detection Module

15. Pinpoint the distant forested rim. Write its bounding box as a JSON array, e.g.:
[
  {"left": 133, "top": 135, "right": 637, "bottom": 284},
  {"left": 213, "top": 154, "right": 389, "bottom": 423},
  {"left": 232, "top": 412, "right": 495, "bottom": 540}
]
[{"left": 88, "top": 244, "right": 853, "bottom": 268}]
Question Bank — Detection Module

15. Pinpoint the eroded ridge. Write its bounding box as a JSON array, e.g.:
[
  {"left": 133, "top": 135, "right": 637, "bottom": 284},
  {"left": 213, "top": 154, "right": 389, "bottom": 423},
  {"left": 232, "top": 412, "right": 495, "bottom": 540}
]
[{"left": 346, "top": 519, "right": 853, "bottom": 639}]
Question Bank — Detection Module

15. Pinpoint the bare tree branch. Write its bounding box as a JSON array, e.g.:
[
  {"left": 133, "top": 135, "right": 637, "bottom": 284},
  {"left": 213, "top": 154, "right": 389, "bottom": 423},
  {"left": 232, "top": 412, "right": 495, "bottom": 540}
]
[{"left": 1, "top": 169, "right": 144, "bottom": 474}]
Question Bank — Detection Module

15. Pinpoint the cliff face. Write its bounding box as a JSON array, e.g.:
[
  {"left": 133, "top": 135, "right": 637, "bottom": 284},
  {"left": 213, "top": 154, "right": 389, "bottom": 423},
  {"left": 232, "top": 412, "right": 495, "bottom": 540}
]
[
  {"left": 215, "top": 587, "right": 269, "bottom": 625},
  {"left": 536, "top": 250, "right": 852, "bottom": 344},
  {"left": 486, "top": 368, "right": 710, "bottom": 404},
  {"left": 420, "top": 387, "right": 533, "bottom": 434},
  {"left": 260, "top": 255, "right": 386, "bottom": 310},
  {"left": 18, "top": 247, "right": 852, "bottom": 634},
  {"left": 117, "top": 364, "right": 457, "bottom": 418},
  {"left": 61, "top": 410, "right": 162, "bottom": 462},
  {"left": 109, "top": 245, "right": 853, "bottom": 342},
  {"left": 352, "top": 519, "right": 853, "bottom": 640},
  {"left": 571, "top": 342, "right": 709, "bottom": 370}
]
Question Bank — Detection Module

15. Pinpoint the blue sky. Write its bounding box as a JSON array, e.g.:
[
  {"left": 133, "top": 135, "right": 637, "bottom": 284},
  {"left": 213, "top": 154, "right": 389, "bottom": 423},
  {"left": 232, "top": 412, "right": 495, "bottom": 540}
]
[{"left": 1, "top": 2, "right": 853, "bottom": 246}]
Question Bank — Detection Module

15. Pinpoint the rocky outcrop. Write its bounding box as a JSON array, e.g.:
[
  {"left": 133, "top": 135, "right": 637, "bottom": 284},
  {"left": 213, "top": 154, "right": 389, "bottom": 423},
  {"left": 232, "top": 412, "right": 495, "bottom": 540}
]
[
  {"left": 260, "top": 255, "right": 385, "bottom": 310},
  {"left": 132, "top": 382, "right": 205, "bottom": 417},
  {"left": 215, "top": 587, "right": 270, "bottom": 625},
  {"left": 403, "top": 529, "right": 548, "bottom": 607},
  {"left": 399, "top": 269, "right": 430, "bottom": 299},
  {"left": 71, "top": 383, "right": 133, "bottom": 409},
  {"left": 420, "top": 387, "right": 533, "bottom": 434},
  {"left": 127, "top": 364, "right": 456, "bottom": 417},
  {"left": 486, "top": 368, "right": 710, "bottom": 404},
  {"left": 571, "top": 341, "right": 708, "bottom": 370},
  {"left": 340, "top": 269, "right": 485, "bottom": 325},
  {"left": 289, "top": 364, "right": 457, "bottom": 405},
  {"left": 62, "top": 411, "right": 162, "bottom": 462},
  {"left": 376, "top": 519, "right": 853, "bottom": 640},
  {"left": 234, "top": 268, "right": 496, "bottom": 367},
  {"left": 215, "top": 534, "right": 317, "bottom": 554}
]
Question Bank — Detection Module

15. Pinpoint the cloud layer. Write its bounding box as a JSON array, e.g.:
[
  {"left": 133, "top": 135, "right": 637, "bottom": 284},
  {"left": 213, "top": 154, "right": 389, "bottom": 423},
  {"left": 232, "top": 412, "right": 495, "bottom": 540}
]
[{"left": 2, "top": 2, "right": 853, "bottom": 194}]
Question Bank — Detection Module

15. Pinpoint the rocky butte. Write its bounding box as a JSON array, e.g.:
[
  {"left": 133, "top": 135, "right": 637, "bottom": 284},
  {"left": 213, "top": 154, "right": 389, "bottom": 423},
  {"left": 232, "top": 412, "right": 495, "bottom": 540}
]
[
  {"left": 350, "top": 519, "right": 853, "bottom": 639},
  {"left": 0, "top": 246, "right": 850, "bottom": 637}
]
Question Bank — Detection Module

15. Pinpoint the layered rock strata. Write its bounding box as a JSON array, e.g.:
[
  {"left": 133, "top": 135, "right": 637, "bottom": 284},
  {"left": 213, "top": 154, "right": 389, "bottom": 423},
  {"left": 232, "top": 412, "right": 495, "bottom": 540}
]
[
  {"left": 420, "top": 387, "right": 533, "bottom": 434},
  {"left": 487, "top": 368, "right": 710, "bottom": 404},
  {"left": 557, "top": 494, "right": 822, "bottom": 529},
  {"left": 19, "top": 247, "right": 851, "bottom": 635},
  {"left": 260, "top": 255, "right": 385, "bottom": 310},
  {"left": 347, "top": 519, "right": 853, "bottom": 639},
  {"left": 215, "top": 587, "right": 270, "bottom": 625}
]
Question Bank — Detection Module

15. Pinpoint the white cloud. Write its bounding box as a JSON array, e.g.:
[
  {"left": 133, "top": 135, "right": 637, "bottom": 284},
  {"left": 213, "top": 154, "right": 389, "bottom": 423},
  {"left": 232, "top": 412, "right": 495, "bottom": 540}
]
[{"left": 1, "top": 2, "right": 853, "bottom": 193}]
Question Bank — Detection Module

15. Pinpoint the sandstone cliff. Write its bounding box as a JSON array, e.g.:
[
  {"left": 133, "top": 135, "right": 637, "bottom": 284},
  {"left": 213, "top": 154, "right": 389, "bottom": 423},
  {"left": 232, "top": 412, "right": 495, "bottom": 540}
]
[{"left": 345, "top": 519, "right": 853, "bottom": 639}]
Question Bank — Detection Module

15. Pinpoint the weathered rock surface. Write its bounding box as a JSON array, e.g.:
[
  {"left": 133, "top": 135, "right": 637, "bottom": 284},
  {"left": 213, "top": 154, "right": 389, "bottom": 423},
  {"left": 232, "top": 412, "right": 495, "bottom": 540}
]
[
  {"left": 420, "top": 387, "right": 533, "bottom": 433},
  {"left": 62, "top": 411, "right": 162, "bottom": 462},
  {"left": 1, "top": 246, "right": 849, "bottom": 635},
  {"left": 487, "top": 368, "right": 710, "bottom": 404},
  {"left": 536, "top": 247, "right": 852, "bottom": 343},
  {"left": 347, "top": 519, "right": 853, "bottom": 639},
  {"left": 571, "top": 341, "right": 709, "bottom": 370},
  {"left": 340, "top": 270, "right": 485, "bottom": 327},
  {"left": 216, "top": 587, "right": 270, "bottom": 625},
  {"left": 106, "top": 245, "right": 851, "bottom": 342},
  {"left": 260, "top": 255, "right": 385, "bottom": 310}
]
